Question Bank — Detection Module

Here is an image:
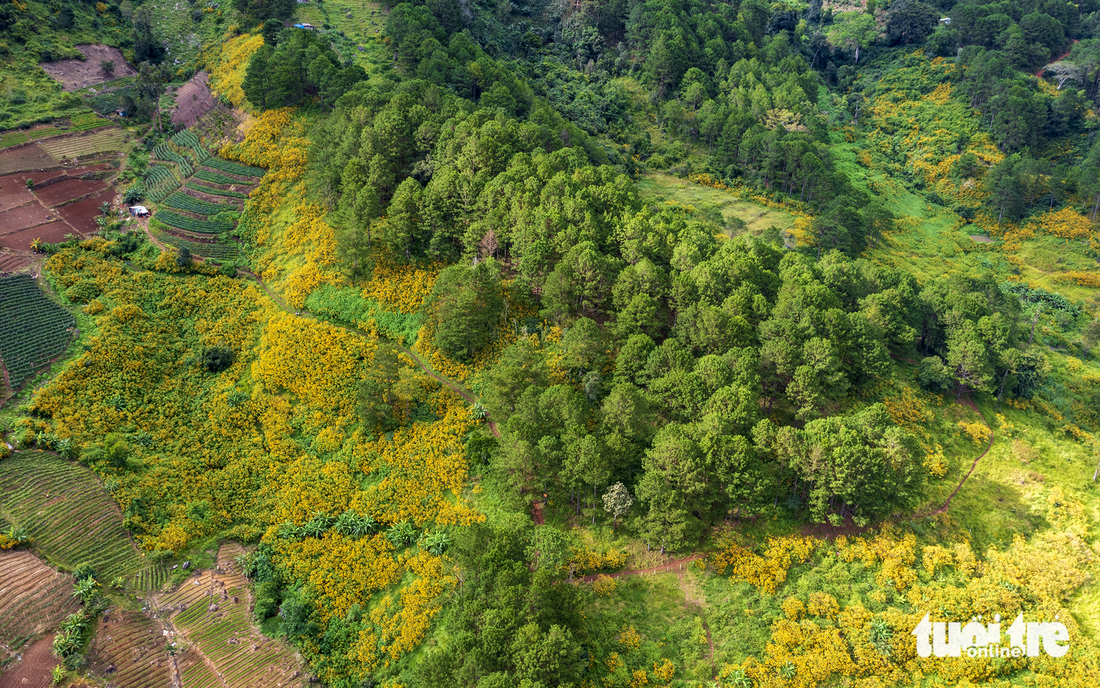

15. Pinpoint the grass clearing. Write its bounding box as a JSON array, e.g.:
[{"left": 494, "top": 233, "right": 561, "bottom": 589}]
[{"left": 636, "top": 173, "right": 799, "bottom": 238}]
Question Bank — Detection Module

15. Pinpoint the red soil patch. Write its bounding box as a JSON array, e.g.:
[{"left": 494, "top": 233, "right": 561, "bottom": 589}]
[
  {"left": 0, "top": 176, "right": 37, "bottom": 212},
  {"left": 172, "top": 71, "right": 216, "bottom": 128},
  {"left": 0, "top": 252, "right": 35, "bottom": 274},
  {"left": 0, "top": 222, "right": 72, "bottom": 251},
  {"left": 57, "top": 190, "right": 114, "bottom": 234},
  {"left": 0, "top": 145, "right": 59, "bottom": 176},
  {"left": 0, "top": 204, "right": 57, "bottom": 234},
  {"left": 39, "top": 45, "right": 138, "bottom": 92},
  {"left": 0, "top": 635, "right": 58, "bottom": 688},
  {"left": 35, "top": 178, "right": 107, "bottom": 207}
]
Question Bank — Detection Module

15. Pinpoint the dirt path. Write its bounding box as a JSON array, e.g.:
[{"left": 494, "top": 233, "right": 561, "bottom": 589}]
[
  {"left": 243, "top": 271, "right": 500, "bottom": 438},
  {"left": 800, "top": 393, "right": 995, "bottom": 539},
  {"left": 916, "top": 395, "right": 994, "bottom": 518},
  {"left": 1035, "top": 40, "right": 1079, "bottom": 78},
  {"left": 577, "top": 554, "right": 705, "bottom": 583}
]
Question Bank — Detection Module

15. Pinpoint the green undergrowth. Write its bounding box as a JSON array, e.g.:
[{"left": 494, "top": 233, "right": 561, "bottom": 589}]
[{"left": 305, "top": 283, "right": 421, "bottom": 344}]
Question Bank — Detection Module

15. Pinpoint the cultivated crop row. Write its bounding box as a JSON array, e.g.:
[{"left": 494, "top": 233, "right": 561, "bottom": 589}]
[
  {"left": 204, "top": 157, "right": 265, "bottom": 178},
  {"left": 159, "top": 545, "right": 305, "bottom": 688},
  {"left": 0, "top": 451, "right": 146, "bottom": 580},
  {"left": 41, "top": 128, "right": 128, "bottom": 159},
  {"left": 150, "top": 225, "right": 240, "bottom": 261},
  {"left": 144, "top": 165, "right": 181, "bottom": 202},
  {"left": 0, "top": 274, "right": 74, "bottom": 389},
  {"left": 0, "top": 130, "right": 28, "bottom": 148},
  {"left": 0, "top": 551, "right": 80, "bottom": 649},
  {"left": 154, "top": 142, "right": 193, "bottom": 178},
  {"left": 87, "top": 610, "right": 173, "bottom": 688},
  {"left": 187, "top": 180, "right": 249, "bottom": 199},
  {"left": 158, "top": 210, "right": 234, "bottom": 235},
  {"left": 71, "top": 112, "right": 111, "bottom": 131},
  {"left": 164, "top": 191, "right": 237, "bottom": 216},
  {"left": 195, "top": 168, "right": 244, "bottom": 186},
  {"left": 172, "top": 129, "right": 210, "bottom": 164}
]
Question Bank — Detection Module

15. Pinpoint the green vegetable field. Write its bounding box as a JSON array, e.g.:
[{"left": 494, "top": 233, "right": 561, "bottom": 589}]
[{"left": 0, "top": 275, "right": 74, "bottom": 391}]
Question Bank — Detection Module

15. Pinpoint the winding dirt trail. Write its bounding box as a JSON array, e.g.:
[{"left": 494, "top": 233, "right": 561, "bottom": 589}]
[
  {"left": 1035, "top": 40, "right": 1079, "bottom": 78},
  {"left": 244, "top": 271, "right": 500, "bottom": 437},
  {"left": 916, "top": 395, "right": 994, "bottom": 518}
]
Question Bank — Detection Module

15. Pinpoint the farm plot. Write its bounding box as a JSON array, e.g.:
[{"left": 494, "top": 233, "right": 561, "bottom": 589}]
[
  {"left": 70, "top": 112, "right": 111, "bottom": 132},
  {"left": 172, "top": 73, "right": 216, "bottom": 129},
  {"left": 154, "top": 142, "right": 194, "bottom": 178},
  {"left": 157, "top": 210, "right": 233, "bottom": 235},
  {"left": 0, "top": 634, "right": 58, "bottom": 688},
  {"left": 0, "top": 204, "right": 56, "bottom": 234},
  {"left": 195, "top": 168, "right": 249, "bottom": 186},
  {"left": 0, "top": 175, "right": 37, "bottom": 212},
  {"left": 145, "top": 165, "right": 181, "bottom": 203},
  {"left": 86, "top": 610, "right": 173, "bottom": 688},
  {"left": 39, "top": 45, "right": 137, "bottom": 91},
  {"left": 0, "top": 276, "right": 73, "bottom": 389},
  {"left": 0, "top": 222, "right": 72, "bottom": 252},
  {"left": 158, "top": 543, "right": 306, "bottom": 688},
  {"left": 203, "top": 158, "right": 264, "bottom": 178},
  {"left": 150, "top": 224, "right": 240, "bottom": 262},
  {"left": 0, "top": 131, "right": 29, "bottom": 149},
  {"left": 0, "top": 550, "right": 79, "bottom": 655},
  {"left": 0, "top": 144, "right": 58, "bottom": 175},
  {"left": 0, "top": 451, "right": 146, "bottom": 580},
  {"left": 165, "top": 192, "right": 236, "bottom": 216},
  {"left": 56, "top": 190, "right": 114, "bottom": 234},
  {"left": 0, "top": 253, "right": 35, "bottom": 274},
  {"left": 35, "top": 178, "right": 108, "bottom": 206},
  {"left": 186, "top": 181, "right": 248, "bottom": 200},
  {"left": 40, "top": 128, "right": 128, "bottom": 161}
]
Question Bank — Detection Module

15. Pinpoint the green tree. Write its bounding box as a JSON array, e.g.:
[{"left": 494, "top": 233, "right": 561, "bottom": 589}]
[
  {"left": 637, "top": 423, "right": 707, "bottom": 553},
  {"left": 423, "top": 260, "right": 504, "bottom": 361},
  {"left": 947, "top": 323, "right": 994, "bottom": 399},
  {"left": 826, "top": 12, "right": 878, "bottom": 64}
]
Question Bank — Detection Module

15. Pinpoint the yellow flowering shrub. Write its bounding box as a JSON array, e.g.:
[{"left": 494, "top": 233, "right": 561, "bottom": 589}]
[
  {"left": 651, "top": 658, "right": 675, "bottom": 683},
  {"left": 711, "top": 536, "right": 820, "bottom": 594},
  {"left": 593, "top": 574, "right": 617, "bottom": 596},
  {"left": 619, "top": 625, "right": 643, "bottom": 651},
  {"left": 568, "top": 543, "right": 628, "bottom": 575},
  {"left": 204, "top": 33, "right": 265, "bottom": 110},
  {"left": 806, "top": 592, "right": 839, "bottom": 620},
  {"left": 363, "top": 259, "right": 443, "bottom": 314},
  {"left": 782, "top": 596, "right": 806, "bottom": 621},
  {"left": 1031, "top": 207, "right": 1094, "bottom": 240},
  {"left": 958, "top": 420, "right": 991, "bottom": 446}
]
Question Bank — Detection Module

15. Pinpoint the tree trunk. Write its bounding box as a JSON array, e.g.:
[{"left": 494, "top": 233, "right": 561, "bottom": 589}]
[{"left": 1028, "top": 306, "right": 1042, "bottom": 346}]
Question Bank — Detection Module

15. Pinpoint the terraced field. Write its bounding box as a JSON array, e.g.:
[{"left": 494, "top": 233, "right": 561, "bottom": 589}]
[
  {"left": 87, "top": 609, "right": 174, "bottom": 688},
  {"left": 149, "top": 223, "right": 240, "bottom": 262},
  {"left": 0, "top": 274, "right": 75, "bottom": 391},
  {"left": 40, "top": 128, "right": 128, "bottom": 160},
  {"left": 0, "top": 451, "right": 146, "bottom": 581},
  {"left": 0, "top": 550, "right": 79, "bottom": 658},
  {"left": 158, "top": 543, "right": 306, "bottom": 688}
]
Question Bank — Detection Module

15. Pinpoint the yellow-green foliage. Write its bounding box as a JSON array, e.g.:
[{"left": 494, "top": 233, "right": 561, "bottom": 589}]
[{"left": 710, "top": 498, "right": 1100, "bottom": 686}]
